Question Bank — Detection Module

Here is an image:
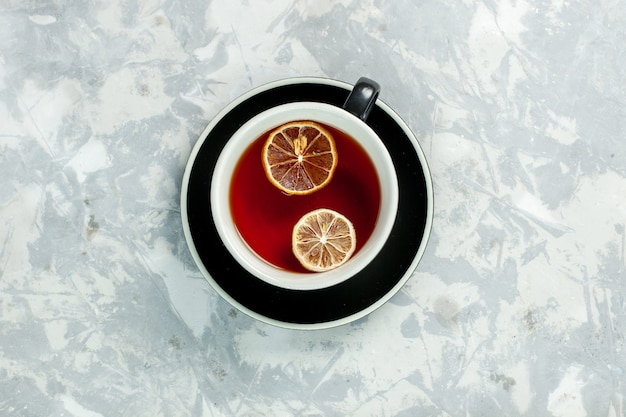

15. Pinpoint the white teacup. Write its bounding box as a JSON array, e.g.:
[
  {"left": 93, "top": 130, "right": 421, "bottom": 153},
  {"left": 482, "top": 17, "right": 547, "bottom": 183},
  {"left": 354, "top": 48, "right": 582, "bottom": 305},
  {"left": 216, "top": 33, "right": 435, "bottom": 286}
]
[{"left": 211, "top": 87, "right": 398, "bottom": 291}]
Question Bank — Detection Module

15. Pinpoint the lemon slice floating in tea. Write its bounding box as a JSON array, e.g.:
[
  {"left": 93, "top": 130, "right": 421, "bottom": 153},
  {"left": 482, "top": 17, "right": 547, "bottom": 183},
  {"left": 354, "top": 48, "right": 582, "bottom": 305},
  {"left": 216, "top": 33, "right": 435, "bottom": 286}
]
[
  {"left": 292, "top": 208, "right": 356, "bottom": 272},
  {"left": 262, "top": 121, "right": 337, "bottom": 195}
]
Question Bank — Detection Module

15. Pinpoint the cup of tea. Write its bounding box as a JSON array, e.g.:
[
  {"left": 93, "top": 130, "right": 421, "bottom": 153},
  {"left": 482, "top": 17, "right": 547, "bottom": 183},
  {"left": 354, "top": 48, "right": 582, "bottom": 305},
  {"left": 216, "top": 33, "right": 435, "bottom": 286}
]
[
  {"left": 181, "top": 76, "right": 433, "bottom": 328},
  {"left": 211, "top": 78, "right": 399, "bottom": 290}
]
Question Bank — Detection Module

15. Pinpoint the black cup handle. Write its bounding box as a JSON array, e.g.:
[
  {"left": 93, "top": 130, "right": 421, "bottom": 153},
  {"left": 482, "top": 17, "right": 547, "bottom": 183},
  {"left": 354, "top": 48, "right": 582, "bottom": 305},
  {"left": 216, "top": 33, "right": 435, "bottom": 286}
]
[{"left": 343, "top": 77, "right": 381, "bottom": 121}]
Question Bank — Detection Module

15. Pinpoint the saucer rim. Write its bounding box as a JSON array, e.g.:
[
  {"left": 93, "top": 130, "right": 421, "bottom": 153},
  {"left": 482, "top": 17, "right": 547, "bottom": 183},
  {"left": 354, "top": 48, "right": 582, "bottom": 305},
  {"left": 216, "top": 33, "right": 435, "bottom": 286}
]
[{"left": 180, "top": 77, "right": 433, "bottom": 330}]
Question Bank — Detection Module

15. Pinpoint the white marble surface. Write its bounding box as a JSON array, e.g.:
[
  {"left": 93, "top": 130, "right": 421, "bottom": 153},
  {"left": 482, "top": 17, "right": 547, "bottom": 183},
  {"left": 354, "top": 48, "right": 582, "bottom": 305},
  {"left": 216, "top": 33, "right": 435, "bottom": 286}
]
[{"left": 1, "top": 0, "right": 625, "bottom": 415}]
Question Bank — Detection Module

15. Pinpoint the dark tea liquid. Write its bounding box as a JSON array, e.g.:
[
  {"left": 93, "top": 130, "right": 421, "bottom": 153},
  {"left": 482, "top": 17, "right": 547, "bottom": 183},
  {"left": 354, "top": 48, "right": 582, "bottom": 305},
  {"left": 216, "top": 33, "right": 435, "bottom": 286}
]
[{"left": 229, "top": 123, "right": 381, "bottom": 273}]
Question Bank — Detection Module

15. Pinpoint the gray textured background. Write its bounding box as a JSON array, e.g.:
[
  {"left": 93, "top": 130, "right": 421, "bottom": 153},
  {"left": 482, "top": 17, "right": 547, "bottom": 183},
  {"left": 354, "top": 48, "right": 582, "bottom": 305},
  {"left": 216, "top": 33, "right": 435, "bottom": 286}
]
[{"left": 1, "top": 0, "right": 625, "bottom": 415}]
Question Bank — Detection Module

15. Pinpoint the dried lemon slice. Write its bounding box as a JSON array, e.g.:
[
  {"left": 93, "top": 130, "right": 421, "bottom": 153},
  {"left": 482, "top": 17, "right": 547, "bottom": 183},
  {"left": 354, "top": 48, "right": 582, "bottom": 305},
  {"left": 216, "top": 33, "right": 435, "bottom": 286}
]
[
  {"left": 262, "top": 121, "right": 337, "bottom": 195},
  {"left": 292, "top": 208, "right": 356, "bottom": 272}
]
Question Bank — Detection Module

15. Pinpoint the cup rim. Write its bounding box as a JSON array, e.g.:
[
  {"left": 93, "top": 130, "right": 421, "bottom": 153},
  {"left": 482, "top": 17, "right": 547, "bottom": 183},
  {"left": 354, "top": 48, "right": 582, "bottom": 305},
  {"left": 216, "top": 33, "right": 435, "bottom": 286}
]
[{"left": 210, "top": 101, "right": 399, "bottom": 290}]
